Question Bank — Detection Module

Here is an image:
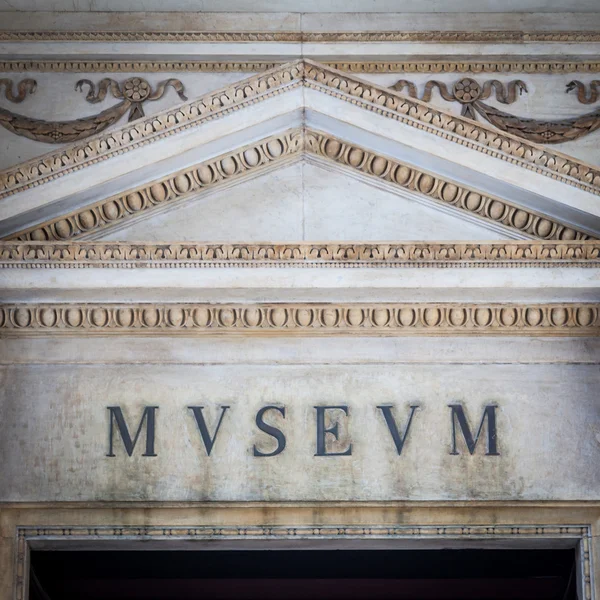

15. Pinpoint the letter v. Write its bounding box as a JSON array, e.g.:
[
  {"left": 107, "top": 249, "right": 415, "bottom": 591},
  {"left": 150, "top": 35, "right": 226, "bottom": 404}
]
[
  {"left": 377, "top": 405, "right": 419, "bottom": 455},
  {"left": 188, "top": 406, "right": 230, "bottom": 456}
]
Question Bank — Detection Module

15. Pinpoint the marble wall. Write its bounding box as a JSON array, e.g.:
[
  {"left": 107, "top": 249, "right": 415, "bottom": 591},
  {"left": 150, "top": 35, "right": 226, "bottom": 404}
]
[{"left": 1, "top": 337, "right": 598, "bottom": 503}]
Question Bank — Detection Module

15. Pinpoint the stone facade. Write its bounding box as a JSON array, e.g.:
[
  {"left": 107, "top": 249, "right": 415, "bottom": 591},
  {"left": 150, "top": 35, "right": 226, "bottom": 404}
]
[{"left": 0, "top": 5, "right": 599, "bottom": 598}]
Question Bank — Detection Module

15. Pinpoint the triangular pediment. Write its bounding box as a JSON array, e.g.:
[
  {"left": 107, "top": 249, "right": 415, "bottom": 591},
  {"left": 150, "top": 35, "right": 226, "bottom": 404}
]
[
  {"left": 1, "top": 60, "right": 599, "bottom": 242},
  {"left": 98, "top": 161, "right": 511, "bottom": 242}
]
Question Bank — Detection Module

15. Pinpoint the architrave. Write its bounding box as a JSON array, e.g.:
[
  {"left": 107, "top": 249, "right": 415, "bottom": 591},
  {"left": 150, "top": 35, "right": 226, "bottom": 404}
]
[{"left": 13, "top": 523, "right": 594, "bottom": 600}]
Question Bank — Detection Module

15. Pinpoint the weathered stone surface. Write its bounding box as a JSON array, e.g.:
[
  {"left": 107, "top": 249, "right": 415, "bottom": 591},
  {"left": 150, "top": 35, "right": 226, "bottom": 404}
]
[{"left": 1, "top": 358, "right": 598, "bottom": 502}]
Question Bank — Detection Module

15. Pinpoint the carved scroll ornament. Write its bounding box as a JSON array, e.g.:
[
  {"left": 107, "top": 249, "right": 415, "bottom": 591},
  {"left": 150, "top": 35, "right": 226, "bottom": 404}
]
[
  {"left": 3, "top": 61, "right": 600, "bottom": 202},
  {"left": 391, "top": 77, "right": 600, "bottom": 144},
  {"left": 0, "top": 77, "right": 187, "bottom": 144}
]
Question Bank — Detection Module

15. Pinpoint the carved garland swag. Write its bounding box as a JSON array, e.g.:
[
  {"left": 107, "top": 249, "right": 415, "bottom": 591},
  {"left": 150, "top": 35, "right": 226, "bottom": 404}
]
[
  {"left": 0, "top": 75, "right": 600, "bottom": 145},
  {"left": 391, "top": 77, "right": 600, "bottom": 144},
  {"left": 0, "top": 77, "right": 187, "bottom": 144}
]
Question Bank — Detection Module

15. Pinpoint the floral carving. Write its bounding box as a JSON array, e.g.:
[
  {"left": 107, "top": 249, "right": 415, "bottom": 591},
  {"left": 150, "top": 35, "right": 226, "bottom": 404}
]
[
  {"left": 0, "top": 77, "right": 187, "bottom": 144},
  {"left": 2, "top": 61, "right": 600, "bottom": 202},
  {"left": 390, "top": 75, "right": 600, "bottom": 144},
  {"left": 453, "top": 78, "right": 482, "bottom": 103}
]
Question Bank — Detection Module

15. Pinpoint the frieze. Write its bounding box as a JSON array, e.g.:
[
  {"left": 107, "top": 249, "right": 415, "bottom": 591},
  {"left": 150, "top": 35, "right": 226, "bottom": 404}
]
[
  {"left": 0, "top": 303, "right": 597, "bottom": 336},
  {"left": 4, "top": 129, "right": 591, "bottom": 242},
  {"left": 1, "top": 241, "right": 599, "bottom": 268},
  {"left": 0, "top": 61, "right": 304, "bottom": 200},
  {"left": 2, "top": 61, "right": 600, "bottom": 201}
]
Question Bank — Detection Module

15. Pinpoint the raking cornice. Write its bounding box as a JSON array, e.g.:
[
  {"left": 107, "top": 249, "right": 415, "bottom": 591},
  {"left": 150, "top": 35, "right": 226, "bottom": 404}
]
[
  {"left": 3, "top": 128, "right": 592, "bottom": 242},
  {"left": 2, "top": 60, "right": 600, "bottom": 202},
  {"left": 2, "top": 241, "right": 599, "bottom": 268}
]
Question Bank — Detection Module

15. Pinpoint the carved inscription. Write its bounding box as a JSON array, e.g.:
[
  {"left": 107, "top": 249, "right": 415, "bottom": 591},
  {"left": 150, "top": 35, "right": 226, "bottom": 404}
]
[
  {"left": 106, "top": 406, "right": 158, "bottom": 457},
  {"left": 106, "top": 403, "right": 500, "bottom": 458}
]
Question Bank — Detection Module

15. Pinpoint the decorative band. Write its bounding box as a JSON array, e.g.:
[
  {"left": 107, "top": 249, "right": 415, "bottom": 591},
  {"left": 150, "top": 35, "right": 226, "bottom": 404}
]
[
  {"left": 2, "top": 60, "right": 600, "bottom": 74},
  {"left": 14, "top": 525, "right": 591, "bottom": 600},
  {"left": 1, "top": 303, "right": 597, "bottom": 336},
  {"left": 5, "top": 129, "right": 591, "bottom": 243},
  {"left": 1, "top": 241, "right": 599, "bottom": 268},
  {"left": 1, "top": 31, "right": 599, "bottom": 43}
]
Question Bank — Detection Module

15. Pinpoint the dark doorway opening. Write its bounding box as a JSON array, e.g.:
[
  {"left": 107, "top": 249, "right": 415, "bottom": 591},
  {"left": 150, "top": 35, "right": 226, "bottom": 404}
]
[{"left": 30, "top": 547, "right": 577, "bottom": 600}]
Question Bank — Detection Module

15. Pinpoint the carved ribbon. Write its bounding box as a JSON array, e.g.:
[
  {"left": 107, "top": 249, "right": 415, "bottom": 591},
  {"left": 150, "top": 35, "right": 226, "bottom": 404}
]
[
  {"left": 391, "top": 79, "right": 527, "bottom": 106},
  {"left": 566, "top": 80, "right": 600, "bottom": 104},
  {"left": 391, "top": 77, "right": 600, "bottom": 144},
  {"left": 0, "top": 77, "right": 187, "bottom": 144},
  {"left": 0, "top": 78, "right": 37, "bottom": 103}
]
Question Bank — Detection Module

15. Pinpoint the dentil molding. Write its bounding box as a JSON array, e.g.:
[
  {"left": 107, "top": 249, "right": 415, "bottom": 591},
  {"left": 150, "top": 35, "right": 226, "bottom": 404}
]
[
  {"left": 2, "top": 241, "right": 599, "bottom": 268},
  {"left": 2, "top": 61, "right": 600, "bottom": 201},
  {"left": 0, "top": 303, "right": 597, "bottom": 337},
  {"left": 1, "top": 31, "right": 600, "bottom": 43},
  {"left": 3, "top": 60, "right": 600, "bottom": 74},
  {"left": 4, "top": 129, "right": 592, "bottom": 242}
]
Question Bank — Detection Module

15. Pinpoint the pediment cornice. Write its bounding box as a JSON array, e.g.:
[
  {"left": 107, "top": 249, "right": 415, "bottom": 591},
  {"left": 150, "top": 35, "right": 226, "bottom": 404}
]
[
  {"left": 2, "top": 59, "right": 600, "bottom": 203},
  {"left": 3, "top": 128, "right": 593, "bottom": 242}
]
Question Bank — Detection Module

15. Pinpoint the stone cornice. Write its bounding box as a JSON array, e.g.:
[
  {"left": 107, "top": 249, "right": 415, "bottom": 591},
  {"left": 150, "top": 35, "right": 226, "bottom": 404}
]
[
  {"left": 1, "top": 303, "right": 597, "bottom": 337},
  {"left": 4, "top": 128, "right": 592, "bottom": 242},
  {"left": 1, "top": 31, "right": 600, "bottom": 43},
  {"left": 1, "top": 60, "right": 600, "bottom": 203},
  {"left": 3, "top": 60, "right": 600, "bottom": 74},
  {"left": 2, "top": 241, "right": 599, "bottom": 268}
]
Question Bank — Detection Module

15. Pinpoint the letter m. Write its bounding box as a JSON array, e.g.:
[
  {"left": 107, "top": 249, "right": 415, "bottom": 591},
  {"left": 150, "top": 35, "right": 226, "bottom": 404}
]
[
  {"left": 449, "top": 404, "right": 499, "bottom": 456},
  {"left": 107, "top": 406, "right": 158, "bottom": 457}
]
